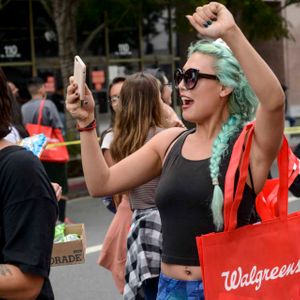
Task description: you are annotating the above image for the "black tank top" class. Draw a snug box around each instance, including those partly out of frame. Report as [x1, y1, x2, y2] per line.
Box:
[155, 129, 255, 266]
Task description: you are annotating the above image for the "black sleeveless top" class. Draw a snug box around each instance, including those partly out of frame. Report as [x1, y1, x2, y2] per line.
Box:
[155, 129, 255, 266]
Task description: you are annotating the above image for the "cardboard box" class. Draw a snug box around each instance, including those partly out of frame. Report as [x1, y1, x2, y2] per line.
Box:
[51, 223, 86, 267]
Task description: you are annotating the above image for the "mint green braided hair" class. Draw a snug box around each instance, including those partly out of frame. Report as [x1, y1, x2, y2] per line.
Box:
[188, 39, 258, 231]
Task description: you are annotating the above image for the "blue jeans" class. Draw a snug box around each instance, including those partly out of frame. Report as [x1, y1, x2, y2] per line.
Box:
[157, 273, 204, 300]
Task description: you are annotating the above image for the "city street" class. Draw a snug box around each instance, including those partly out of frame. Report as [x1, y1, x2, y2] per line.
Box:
[50, 193, 300, 300]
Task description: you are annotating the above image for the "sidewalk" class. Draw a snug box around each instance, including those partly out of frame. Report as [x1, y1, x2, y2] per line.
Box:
[67, 176, 89, 199]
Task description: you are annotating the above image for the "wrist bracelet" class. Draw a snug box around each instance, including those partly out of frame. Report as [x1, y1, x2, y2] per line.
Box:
[77, 119, 96, 132]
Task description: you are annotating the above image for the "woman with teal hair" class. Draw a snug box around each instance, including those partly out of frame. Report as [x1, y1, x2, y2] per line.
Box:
[66, 2, 285, 299]
[185, 38, 259, 231]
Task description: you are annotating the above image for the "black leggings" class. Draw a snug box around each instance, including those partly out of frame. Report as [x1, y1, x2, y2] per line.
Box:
[142, 276, 159, 300]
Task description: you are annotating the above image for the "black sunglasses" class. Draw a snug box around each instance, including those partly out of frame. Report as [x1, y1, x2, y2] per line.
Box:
[174, 68, 218, 90]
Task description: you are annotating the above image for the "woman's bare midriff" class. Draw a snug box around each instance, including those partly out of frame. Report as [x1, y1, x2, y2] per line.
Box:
[161, 262, 202, 281]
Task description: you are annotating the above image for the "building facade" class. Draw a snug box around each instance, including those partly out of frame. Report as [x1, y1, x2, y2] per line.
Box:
[283, 3, 300, 115]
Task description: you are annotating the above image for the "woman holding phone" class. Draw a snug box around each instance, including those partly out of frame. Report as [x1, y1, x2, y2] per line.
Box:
[66, 2, 284, 298]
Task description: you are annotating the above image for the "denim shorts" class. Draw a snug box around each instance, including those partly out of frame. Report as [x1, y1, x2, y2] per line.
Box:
[156, 272, 204, 300]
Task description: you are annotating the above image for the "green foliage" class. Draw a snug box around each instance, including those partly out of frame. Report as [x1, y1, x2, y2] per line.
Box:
[173, 0, 300, 40]
[73, 0, 300, 48]
[230, 0, 300, 40]
[39, 0, 300, 42]
[227, 0, 289, 40]
[77, 0, 104, 30]
[77, 0, 163, 29]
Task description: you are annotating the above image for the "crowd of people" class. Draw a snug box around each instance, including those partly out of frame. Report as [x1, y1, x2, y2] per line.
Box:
[0, 1, 296, 299]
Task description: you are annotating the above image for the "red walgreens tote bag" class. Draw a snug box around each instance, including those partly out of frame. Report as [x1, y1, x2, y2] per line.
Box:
[25, 100, 69, 163]
[196, 123, 300, 300]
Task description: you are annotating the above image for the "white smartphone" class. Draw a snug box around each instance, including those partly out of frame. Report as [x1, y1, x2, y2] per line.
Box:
[73, 55, 86, 101]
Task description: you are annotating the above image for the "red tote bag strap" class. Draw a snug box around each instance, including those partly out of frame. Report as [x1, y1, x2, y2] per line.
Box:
[227, 126, 254, 230]
[37, 99, 45, 125]
[276, 137, 289, 218]
[224, 123, 289, 231]
[223, 122, 254, 231]
[224, 123, 254, 231]
[265, 146, 299, 209]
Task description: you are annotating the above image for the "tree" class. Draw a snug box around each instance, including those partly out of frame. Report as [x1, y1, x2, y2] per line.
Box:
[173, 0, 300, 41]
[40, 0, 79, 137]
[41, 0, 79, 90]
[41, 0, 300, 90]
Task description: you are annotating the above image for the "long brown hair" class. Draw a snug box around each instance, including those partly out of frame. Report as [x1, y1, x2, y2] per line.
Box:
[110, 72, 164, 162]
[0, 68, 12, 139]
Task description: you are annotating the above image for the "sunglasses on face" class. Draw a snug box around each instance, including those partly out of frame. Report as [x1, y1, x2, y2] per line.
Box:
[174, 68, 218, 90]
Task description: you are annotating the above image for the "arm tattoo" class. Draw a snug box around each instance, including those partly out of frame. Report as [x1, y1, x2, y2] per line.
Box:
[0, 264, 13, 276]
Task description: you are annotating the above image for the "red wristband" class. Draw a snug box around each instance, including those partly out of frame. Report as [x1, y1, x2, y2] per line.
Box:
[77, 119, 96, 132]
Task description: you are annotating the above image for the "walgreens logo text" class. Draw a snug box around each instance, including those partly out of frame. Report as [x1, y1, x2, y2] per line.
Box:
[221, 260, 300, 291]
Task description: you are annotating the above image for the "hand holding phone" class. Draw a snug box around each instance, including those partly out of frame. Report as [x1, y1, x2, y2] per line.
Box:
[73, 55, 86, 102]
